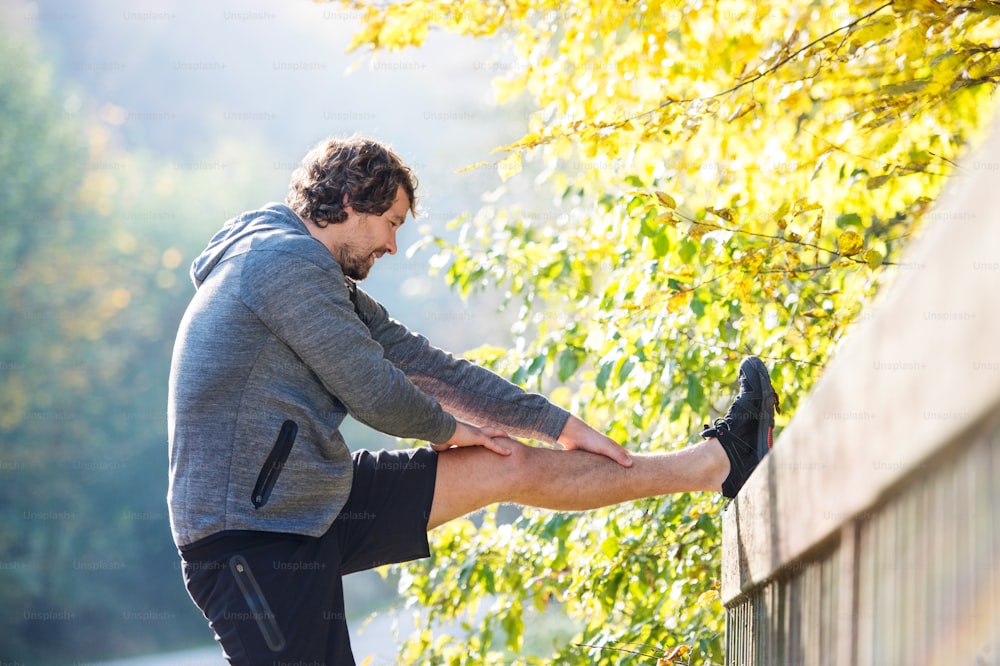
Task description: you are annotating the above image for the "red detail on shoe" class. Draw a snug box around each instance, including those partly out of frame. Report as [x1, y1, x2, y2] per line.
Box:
[767, 426, 774, 449]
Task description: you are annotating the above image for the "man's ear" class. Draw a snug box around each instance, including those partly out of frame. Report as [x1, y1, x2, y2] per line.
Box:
[341, 193, 352, 213]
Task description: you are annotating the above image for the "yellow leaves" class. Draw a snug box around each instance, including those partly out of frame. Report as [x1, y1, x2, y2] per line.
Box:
[345, 6, 384, 52]
[500, 131, 545, 151]
[658, 644, 691, 665]
[655, 191, 677, 209]
[347, 0, 511, 50]
[775, 199, 822, 238]
[848, 14, 897, 51]
[390, 2, 434, 46]
[866, 173, 892, 190]
[808, 215, 823, 240]
[863, 248, 884, 269]
[348, 1, 432, 50]
[894, 26, 928, 63]
[687, 222, 717, 241]
[893, 0, 946, 15]
[739, 248, 767, 272]
[837, 230, 864, 256]
[497, 152, 522, 181]
[774, 201, 790, 226]
[727, 100, 757, 122]
[492, 71, 528, 105]
[666, 290, 692, 314]
[456, 160, 490, 174]
[874, 132, 899, 156]
[696, 589, 718, 608]
[656, 211, 681, 227]
[930, 51, 974, 92]
[653, 192, 683, 228]
[343, 0, 1000, 661]
[706, 207, 737, 224]
[463, 343, 511, 366]
[455, 1, 497, 35]
[734, 275, 753, 303]
[967, 59, 1000, 85]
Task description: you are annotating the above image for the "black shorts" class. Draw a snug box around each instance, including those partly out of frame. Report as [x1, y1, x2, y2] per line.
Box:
[180, 447, 438, 666]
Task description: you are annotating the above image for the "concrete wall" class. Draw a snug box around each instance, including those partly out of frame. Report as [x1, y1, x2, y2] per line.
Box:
[721, 110, 1000, 666]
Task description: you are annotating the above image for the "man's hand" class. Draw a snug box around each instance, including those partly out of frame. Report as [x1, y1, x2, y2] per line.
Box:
[556, 415, 633, 467]
[431, 421, 512, 456]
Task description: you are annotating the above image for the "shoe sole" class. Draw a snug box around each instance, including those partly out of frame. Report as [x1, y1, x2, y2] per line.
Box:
[741, 356, 777, 461]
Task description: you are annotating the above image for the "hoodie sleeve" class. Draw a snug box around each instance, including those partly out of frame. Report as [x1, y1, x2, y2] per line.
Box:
[350, 285, 571, 443]
[239, 245, 457, 444]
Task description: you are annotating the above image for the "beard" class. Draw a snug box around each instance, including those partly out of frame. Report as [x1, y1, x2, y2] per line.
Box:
[334, 243, 376, 281]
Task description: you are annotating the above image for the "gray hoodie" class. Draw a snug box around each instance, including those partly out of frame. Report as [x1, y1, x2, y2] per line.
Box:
[167, 204, 569, 549]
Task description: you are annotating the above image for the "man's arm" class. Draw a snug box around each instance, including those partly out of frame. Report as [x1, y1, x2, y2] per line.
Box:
[350, 285, 567, 437]
[243, 249, 459, 444]
[351, 285, 632, 466]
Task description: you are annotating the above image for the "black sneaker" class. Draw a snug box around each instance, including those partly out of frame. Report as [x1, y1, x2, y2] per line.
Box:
[701, 356, 779, 498]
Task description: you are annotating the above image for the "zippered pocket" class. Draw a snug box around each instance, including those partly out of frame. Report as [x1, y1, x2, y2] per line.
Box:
[251, 420, 298, 509]
[228, 555, 286, 652]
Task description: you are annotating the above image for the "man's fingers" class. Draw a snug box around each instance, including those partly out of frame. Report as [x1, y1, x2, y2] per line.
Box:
[432, 422, 512, 456]
[463, 428, 512, 455]
[586, 439, 633, 467]
[610, 443, 634, 467]
[555, 415, 634, 467]
[484, 437, 512, 455]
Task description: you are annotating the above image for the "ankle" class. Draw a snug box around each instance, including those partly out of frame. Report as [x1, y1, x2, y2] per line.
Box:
[702, 438, 730, 492]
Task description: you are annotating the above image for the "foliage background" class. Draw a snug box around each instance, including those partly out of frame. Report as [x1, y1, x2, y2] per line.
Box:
[0, 0, 997, 663]
[344, 0, 1000, 662]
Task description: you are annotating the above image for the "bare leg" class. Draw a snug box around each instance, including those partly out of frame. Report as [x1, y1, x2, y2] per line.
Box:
[427, 438, 730, 530]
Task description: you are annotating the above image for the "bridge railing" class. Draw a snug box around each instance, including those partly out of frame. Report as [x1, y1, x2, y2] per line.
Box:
[721, 111, 1000, 666]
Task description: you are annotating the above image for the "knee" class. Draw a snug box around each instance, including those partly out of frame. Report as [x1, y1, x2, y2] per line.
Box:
[497, 439, 546, 495]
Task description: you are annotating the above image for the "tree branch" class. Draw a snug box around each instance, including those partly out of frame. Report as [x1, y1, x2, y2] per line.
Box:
[798, 127, 949, 177]
[500, 2, 897, 151]
[664, 2, 895, 107]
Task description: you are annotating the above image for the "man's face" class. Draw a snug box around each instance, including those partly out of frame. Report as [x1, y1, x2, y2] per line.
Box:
[334, 185, 409, 281]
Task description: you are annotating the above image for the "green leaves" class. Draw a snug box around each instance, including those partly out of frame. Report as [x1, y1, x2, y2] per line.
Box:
[512, 353, 547, 387]
[557, 347, 585, 382]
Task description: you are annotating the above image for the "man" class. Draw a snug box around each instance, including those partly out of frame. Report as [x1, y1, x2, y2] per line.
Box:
[167, 136, 778, 664]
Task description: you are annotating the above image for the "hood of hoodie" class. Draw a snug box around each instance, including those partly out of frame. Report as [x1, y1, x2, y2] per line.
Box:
[191, 203, 308, 288]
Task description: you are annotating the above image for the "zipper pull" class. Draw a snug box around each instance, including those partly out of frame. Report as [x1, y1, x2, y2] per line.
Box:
[251, 420, 298, 509]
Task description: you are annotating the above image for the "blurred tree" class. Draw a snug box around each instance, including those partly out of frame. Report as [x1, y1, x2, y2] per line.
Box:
[0, 37, 214, 662]
[341, 0, 1000, 662]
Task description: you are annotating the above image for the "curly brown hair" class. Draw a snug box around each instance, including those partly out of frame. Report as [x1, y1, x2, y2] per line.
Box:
[285, 136, 418, 226]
